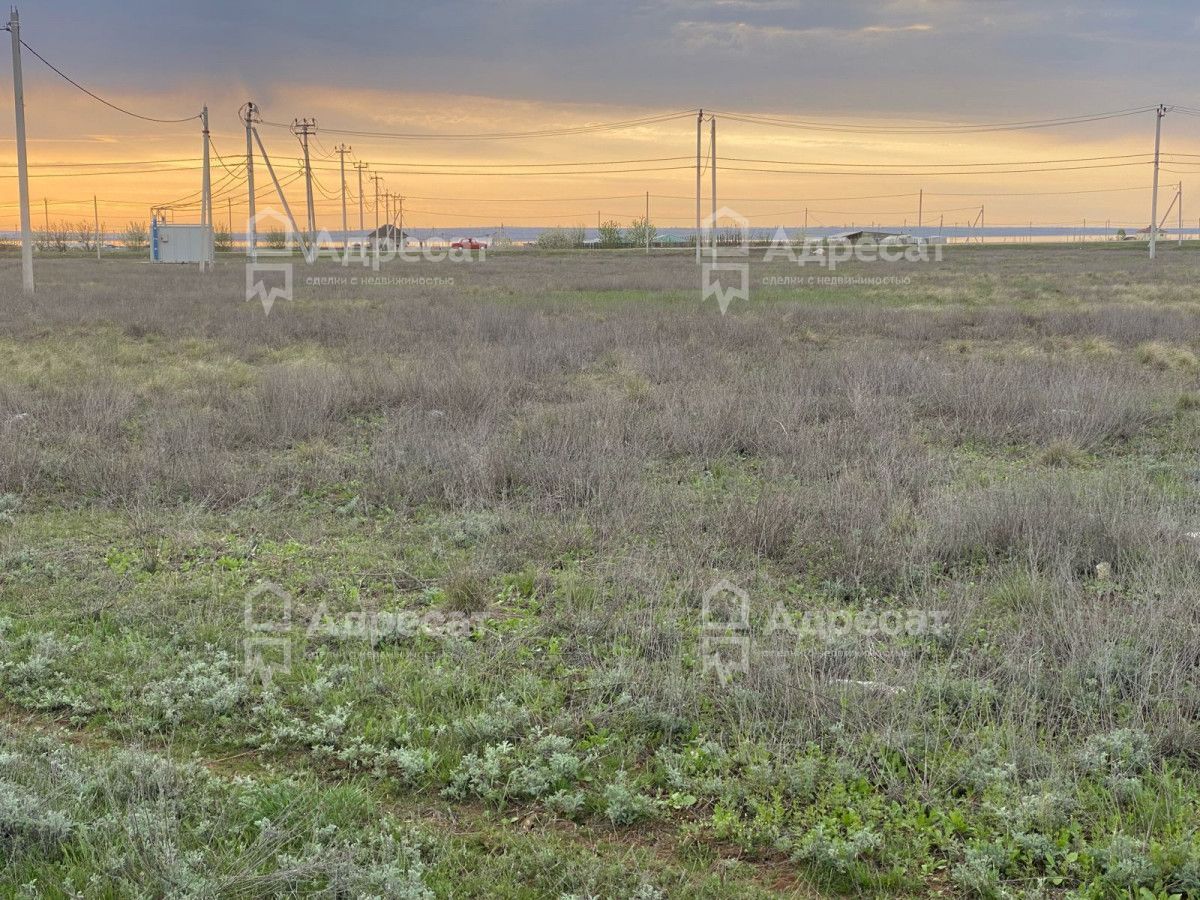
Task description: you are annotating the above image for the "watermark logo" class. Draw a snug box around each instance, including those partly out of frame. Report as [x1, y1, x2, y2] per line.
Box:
[700, 578, 751, 684]
[246, 262, 293, 316]
[764, 230, 945, 271]
[242, 579, 490, 687]
[243, 581, 293, 688]
[243, 207, 484, 316]
[700, 206, 750, 314]
[244, 208, 301, 316]
[697, 578, 949, 686]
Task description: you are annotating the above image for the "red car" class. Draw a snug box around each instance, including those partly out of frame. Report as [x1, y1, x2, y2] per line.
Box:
[451, 238, 487, 250]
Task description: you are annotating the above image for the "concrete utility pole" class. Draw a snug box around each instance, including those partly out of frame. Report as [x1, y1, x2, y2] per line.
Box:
[1150, 104, 1166, 260]
[291, 118, 317, 239]
[918, 189, 923, 231]
[200, 105, 212, 271]
[353, 162, 368, 261]
[242, 102, 258, 260]
[710, 114, 717, 254]
[335, 144, 351, 251]
[645, 191, 650, 254]
[370, 173, 384, 255]
[93, 195, 100, 261]
[353, 162, 368, 231]
[250, 125, 307, 258]
[397, 195, 403, 249]
[695, 108, 702, 263]
[1178, 183, 1183, 248]
[7, 9, 32, 292]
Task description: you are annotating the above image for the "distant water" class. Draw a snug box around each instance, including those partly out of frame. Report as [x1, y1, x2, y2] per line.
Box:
[1, 225, 1188, 245]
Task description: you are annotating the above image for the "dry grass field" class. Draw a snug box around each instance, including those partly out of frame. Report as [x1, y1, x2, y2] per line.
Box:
[1, 245, 1199, 897]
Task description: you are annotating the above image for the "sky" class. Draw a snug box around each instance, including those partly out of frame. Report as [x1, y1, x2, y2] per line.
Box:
[3, 0, 1200, 233]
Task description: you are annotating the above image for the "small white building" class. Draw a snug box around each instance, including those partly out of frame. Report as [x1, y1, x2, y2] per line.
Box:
[150, 220, 213, 264]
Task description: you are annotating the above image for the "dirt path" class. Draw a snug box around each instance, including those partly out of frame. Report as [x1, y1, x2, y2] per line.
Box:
[0, 702, 823, 898]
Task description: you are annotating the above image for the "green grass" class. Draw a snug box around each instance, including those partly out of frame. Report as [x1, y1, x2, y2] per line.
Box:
[2, 247, 1200, 897]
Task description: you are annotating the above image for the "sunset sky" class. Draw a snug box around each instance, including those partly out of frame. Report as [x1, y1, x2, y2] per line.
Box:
[3, 0, 1200, 234]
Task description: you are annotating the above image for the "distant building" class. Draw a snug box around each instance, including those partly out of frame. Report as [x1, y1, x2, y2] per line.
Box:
[651, 234, 689, 247]
[829, 230, 903, 245]
[365, 224, 406, 250]
[1122, 226, 1155, 241]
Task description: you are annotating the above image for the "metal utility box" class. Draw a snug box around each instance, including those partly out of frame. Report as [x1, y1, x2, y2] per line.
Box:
[150, 219, 213, 264]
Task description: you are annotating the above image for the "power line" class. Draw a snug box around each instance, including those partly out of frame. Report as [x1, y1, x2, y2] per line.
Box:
[926, 185, 1151, 197]
[0, 165, 207, 178]
[17, 38, 200, 124]
[716, 161, 1153, 177]
[708, 105, 1159, 135]
[720, 152, 1157, 168]
[305, 155, 695, 168]
[0, 157, 207, 168]
[257, 109, 697, 141]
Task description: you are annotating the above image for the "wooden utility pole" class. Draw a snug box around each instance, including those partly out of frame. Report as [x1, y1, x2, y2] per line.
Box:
[7, 9, 32, 292]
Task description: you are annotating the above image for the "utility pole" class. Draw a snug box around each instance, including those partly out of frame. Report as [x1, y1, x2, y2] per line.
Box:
[291, 118, 317, 239]
[7, 9, 32, 292]
[335, 144, 351, 251]
[1150, 104, 1166, 260]
[93, 195, 100, 261]
[645, 191, 650, 254]
[695, 108, 702, 263]
[710, 114, 717, 254]
[1178, 182, 1183, 248]
[354, 162, 368, 231]
[396, 195, 403, 250]
[353, 162, 368, 260]
[242, 102, 257, 260]
[370, 173, 383, 255]
[918, 189, 923, 231]
[227, 197, 232, 235]
[200, 105, 212, 271]
[42, 197, 47, 234]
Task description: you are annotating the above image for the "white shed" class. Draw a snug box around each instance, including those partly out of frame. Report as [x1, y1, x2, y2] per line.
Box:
[151, 220, 213, 264]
